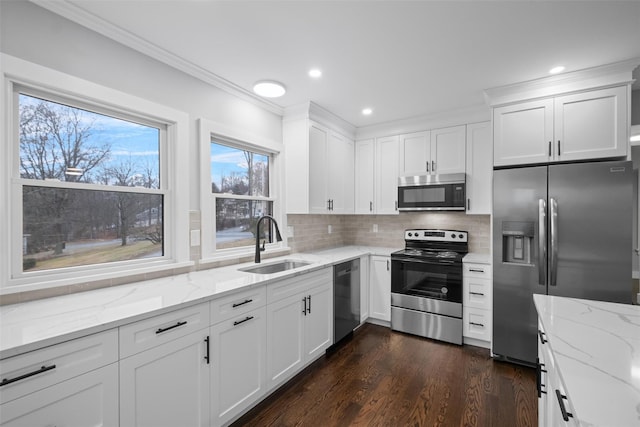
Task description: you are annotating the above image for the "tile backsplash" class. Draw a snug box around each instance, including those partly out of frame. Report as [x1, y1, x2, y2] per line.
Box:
[287, 213, 490, 254]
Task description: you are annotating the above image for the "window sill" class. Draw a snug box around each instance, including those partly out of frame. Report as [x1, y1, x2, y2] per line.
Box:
[1, 260, 196, 300]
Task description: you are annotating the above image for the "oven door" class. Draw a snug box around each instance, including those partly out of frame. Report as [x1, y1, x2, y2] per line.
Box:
[391, 256, 462, 304]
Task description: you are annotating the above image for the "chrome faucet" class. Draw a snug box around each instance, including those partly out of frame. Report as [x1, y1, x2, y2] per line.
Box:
[254, 215, 283, 263]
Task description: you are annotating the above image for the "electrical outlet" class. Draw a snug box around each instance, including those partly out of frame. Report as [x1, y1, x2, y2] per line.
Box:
[328, 225, 332, 234]
[373, 224, 378, 233]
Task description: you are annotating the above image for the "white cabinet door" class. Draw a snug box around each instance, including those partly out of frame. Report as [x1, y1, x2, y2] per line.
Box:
[266, 292, 305, 389]
[369, 255, 391, 322]
[303, 282, 333, 361]
[376, 136, 399, 215]
[359, 255, 370, 322]
[211, 307, 267, 427]
[354, 139, 375, 214]
[554, 86, 627, 162]
[119, 329, 210, 427]
[465, 122, 492, 215]
[308, 123, 329, 213]
[399, 131, 430, 175]
[327, 132, 354, 214]
[493, 98, 554, 167]
[0, 363, 118, 427]
[431, 125, 466, 174]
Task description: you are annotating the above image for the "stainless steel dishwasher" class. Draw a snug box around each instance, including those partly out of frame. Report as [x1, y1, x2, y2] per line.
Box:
[334, 259, 360, 344]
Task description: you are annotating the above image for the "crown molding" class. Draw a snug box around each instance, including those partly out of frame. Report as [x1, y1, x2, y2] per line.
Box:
[30, 0, 284, 116]
[355, 104, 490, 140]
[484, 57, 640, 107]
[283, 101, 356, 139]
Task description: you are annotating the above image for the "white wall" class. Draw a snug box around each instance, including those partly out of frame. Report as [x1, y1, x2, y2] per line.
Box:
[0, 1, 283, 210]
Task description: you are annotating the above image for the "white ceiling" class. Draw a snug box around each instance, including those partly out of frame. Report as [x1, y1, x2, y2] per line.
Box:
[39, 0, 640, 128]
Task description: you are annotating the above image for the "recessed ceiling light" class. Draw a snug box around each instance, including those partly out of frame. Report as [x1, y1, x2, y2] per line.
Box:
[309, 69, 322, 78]
[549, 66, 565, 74]
[253, 81, 286, 98]
[362, 108, 373, 116]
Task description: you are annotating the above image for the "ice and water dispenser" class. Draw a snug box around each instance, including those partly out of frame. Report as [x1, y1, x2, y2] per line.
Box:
[501, 221, 534, 264]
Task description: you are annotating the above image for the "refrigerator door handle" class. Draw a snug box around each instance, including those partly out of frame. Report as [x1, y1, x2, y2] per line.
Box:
[538, 199, 547, 286]
[550, 197, 558, 287]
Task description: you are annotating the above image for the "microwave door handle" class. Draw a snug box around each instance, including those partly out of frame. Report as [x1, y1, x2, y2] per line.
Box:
[538, 199, 547, 286]
[549, 197, 558, 287]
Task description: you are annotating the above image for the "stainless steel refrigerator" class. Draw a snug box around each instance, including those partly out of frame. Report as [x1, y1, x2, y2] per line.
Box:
[492, 160, 633, 366]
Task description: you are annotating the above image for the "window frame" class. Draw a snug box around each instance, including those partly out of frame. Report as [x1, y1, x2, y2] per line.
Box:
[199, 118, 285, 262]
[1, 54, 192, 293]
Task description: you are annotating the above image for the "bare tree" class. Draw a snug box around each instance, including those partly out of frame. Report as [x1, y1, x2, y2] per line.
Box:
[104, 158, 139, 246]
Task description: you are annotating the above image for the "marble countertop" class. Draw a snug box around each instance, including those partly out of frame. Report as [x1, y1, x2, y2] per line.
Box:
[0, 246, 398, 360]
[533, 295, 640, 427]
[462, 252, 491, 264]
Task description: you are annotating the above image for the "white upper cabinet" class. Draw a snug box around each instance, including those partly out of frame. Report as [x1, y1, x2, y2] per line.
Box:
[285, 118, 355, 214]
[399, 127, 466, 176]
[399, 131, 430, 175]
[493, 98, 554, 167]
[465, 122, 492, 215]
[553, 86, 627, 162]
[430, 125, 467, 175]
[354, 139, 375, 214]
[375, 136, 400, 215]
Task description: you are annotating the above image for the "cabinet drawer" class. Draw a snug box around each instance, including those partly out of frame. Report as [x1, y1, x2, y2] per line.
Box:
[210, 285, 266, 325]
[463, 277, 492, 310]
[0, 329, 118, 405]
[267, 268, 332, 303]
[463, 262, 492, 279]
[463, 307, 492, 342]
[119, 303, 209, 358]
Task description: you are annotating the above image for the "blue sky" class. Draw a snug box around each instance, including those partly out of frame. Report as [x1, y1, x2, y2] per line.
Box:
[19, 94, 160, 184]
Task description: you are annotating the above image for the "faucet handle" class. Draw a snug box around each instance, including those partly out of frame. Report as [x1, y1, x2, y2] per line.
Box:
[261, 240, 266, 252]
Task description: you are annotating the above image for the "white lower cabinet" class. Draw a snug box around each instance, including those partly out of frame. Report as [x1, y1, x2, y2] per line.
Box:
[119, 328, 211, 427]
[0, 329, 119, 427]
[369, 255, 391, 322]
[266, 268, 333, 390]
[537, 321, 579, 427]
[462, 261, 492, 348]
[210, 306, 267, 427]
[0, 363, 119, 427]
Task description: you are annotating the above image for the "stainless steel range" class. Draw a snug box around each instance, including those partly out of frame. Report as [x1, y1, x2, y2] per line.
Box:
[390, 229, 468, 345]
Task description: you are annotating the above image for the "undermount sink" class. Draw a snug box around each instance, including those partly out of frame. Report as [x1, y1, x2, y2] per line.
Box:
[238, 259, 313, 275]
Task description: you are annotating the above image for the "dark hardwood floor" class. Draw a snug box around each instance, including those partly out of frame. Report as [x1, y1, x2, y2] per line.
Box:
[232, 323, 537, 427]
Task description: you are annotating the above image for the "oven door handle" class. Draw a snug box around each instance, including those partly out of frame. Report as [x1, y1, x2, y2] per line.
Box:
[392, 257, 457, 266]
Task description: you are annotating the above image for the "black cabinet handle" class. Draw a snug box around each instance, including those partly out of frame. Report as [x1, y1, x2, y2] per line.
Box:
[467, 198, 470, 211]
[156, 320, 187, 334]
[548, 141, 552, 157]
[369, 201, 373, 212]
[302, 297, 307, 316]
[233, 316, 254, 326]
[469, 322, 484, 327]
[232, 299, 253, 308]
[469, 268, 485, 273]
[1, 364, 56, 387]
[555, 389, 573, 421]
[557, 140, 561, 156]
[204, 336, 210, 364]
[536, 358, 547, 398]
[538, 330, 547, 344]
[469, 291, 485, 296]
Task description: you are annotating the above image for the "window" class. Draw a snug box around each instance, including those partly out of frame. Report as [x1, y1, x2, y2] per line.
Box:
[17, 91, 166, 273]
[210, 141, 276, 250]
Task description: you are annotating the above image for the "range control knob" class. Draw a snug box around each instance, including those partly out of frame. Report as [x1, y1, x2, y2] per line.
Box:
[459, 234, 464, 239]
[451, 233, 456, 238]
[408, 232, 413, 237]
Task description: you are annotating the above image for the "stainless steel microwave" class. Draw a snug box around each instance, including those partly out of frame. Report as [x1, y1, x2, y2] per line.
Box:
[397, 173, 466, 211]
